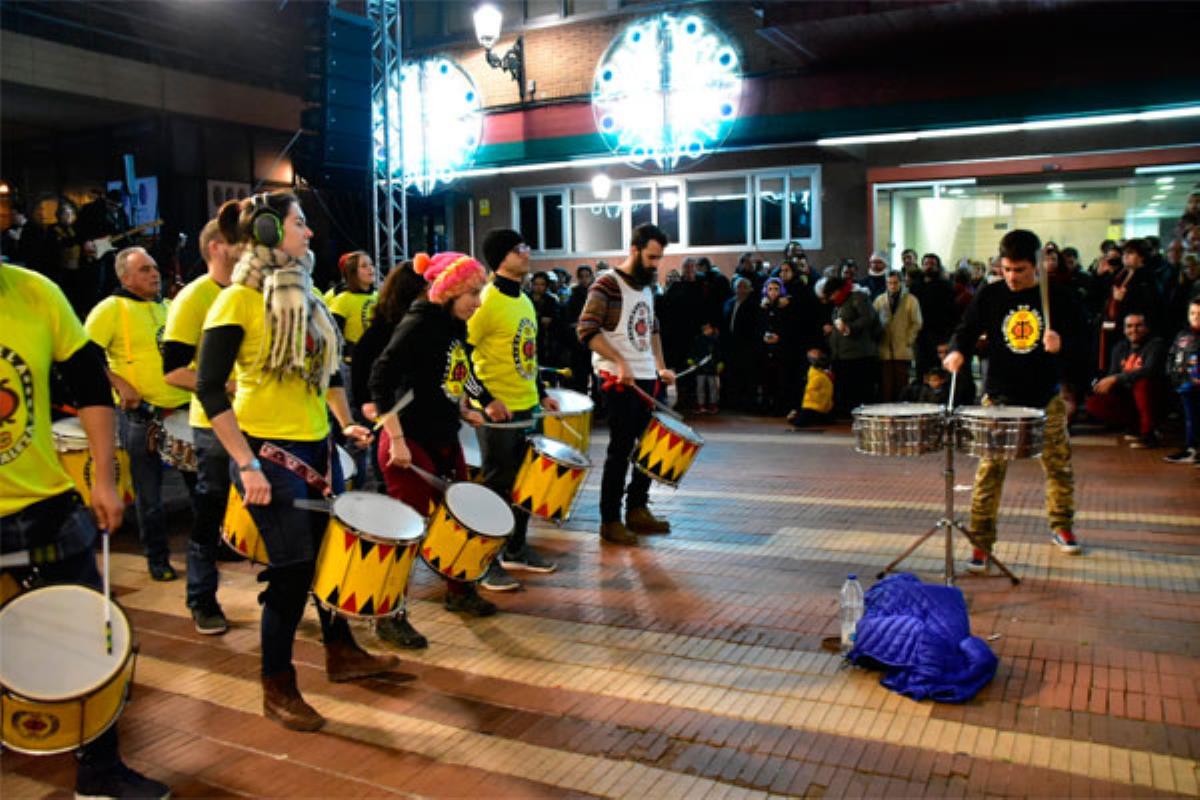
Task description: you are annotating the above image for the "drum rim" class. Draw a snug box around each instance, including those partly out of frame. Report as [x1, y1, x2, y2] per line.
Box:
[545, 387, 595, 414]
[331, 492, 425, 544]
[528, 435, 592, 469]
[955, 405, 1046, 419]
[444, 482, 514, 538]
[852, 402, 947, 417]
[650, 411, 705, 445]
[0, 585, 133, 701]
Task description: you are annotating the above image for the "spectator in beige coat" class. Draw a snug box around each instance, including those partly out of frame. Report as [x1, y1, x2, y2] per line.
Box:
[875, 271, 923, 401]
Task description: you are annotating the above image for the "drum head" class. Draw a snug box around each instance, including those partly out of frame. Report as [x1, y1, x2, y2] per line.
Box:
[0, 585, 131, 701]
[651, 412, 704, 444]
[163, 411, 192, 441]
[956, 405, 1045, 420]
[854, 403, 944, 417]
[52, 417, 88, 449]
[336, 445, 357, 481]
[446, 482, 514, 538]
[545, 388, 594, 414]
[529, 435, 591, 468]
[331, 492, 423, 542]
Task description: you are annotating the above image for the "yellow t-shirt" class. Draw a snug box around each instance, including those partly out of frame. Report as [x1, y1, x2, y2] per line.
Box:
[467, 282, 539, 411]
[163, 275, 224, 428]
[0, 266, 90, 515]
[203, 284, 330, 441]
[85, 294, 190, 410]
[328, 289, 377, 347]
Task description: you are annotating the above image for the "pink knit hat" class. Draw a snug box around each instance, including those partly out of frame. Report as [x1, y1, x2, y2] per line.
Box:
[414, 251, 487, 304]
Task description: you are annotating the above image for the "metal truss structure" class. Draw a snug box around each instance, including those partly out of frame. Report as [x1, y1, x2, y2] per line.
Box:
[367, 0, 407, 272]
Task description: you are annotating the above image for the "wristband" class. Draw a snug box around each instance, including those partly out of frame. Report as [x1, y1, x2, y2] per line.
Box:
[238, 457, 262, 473]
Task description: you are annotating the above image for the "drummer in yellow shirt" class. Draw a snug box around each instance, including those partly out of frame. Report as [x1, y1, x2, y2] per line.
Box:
[328, 250, 378, 482]
[84, 247, 191, 581]
[0, 263, 171, 799]
[162, 219, 238, 635]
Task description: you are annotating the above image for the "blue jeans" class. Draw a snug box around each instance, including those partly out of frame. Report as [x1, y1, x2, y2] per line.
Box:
[186, 427, 229, 609]
[119, 408, 170, 566]
[1180, 388, 1200, 449]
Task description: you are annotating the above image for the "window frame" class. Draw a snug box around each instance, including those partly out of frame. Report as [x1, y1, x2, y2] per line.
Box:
[511, 187, 569, 255]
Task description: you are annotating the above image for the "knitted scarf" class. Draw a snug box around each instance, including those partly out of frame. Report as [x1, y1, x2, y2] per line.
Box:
[231, 244, 341, 392]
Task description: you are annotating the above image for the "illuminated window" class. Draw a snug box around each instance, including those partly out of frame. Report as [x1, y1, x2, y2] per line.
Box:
[571, 186, 623, 252]
[375, 57, 482, 195]
[592, 12, 741, 171]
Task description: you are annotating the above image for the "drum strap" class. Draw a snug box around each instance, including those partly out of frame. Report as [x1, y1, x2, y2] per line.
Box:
[259, 442, 331, 496]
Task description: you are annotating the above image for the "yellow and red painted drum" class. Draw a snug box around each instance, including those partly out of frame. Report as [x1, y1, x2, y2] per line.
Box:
[0, 585, 137, 755]
[632, 411, 704, 487]
[511, 435, 590, 524]
[313, 493, 424, 619]
[220, 486, 270, 565]
[542, 388, 594, 453]
[421, 482, 514, 583]
[52, 417, 135, 506]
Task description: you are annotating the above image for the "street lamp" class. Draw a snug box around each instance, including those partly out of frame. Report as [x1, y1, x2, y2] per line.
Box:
[474, 3, 526, 103]
[591, 173, 612, 200]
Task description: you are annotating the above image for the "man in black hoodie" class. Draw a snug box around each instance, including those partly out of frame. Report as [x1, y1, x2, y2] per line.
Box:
[1084, 313, 1166, 448]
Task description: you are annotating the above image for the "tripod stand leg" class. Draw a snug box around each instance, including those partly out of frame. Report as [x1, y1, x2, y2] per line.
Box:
[953, 523, 1021, 585]
[877, 525, 941, 579]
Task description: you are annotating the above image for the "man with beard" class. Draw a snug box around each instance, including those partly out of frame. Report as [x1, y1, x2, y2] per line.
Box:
[578, 224, 676, 545]
[913, 253, 955, 377]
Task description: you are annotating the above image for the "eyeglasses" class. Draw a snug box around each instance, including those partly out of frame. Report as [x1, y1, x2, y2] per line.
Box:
[514, 243, 531, 254]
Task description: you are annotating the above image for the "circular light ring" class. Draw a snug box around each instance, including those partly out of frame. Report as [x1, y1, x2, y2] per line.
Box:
[375, 57, 483, 195]
[592, 12, 742, 172]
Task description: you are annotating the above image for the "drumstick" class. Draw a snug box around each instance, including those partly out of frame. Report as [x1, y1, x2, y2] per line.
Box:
[371, 389, 416, 431]
[673, 354, 713, 381]
[409, 464, 449, 492]
[102, 529, 113, 656]
[948, 368, 959, 413]
[293, 497, 334, 513]
[629, 383, 685, 420]
[1039, 259, 1053, 333]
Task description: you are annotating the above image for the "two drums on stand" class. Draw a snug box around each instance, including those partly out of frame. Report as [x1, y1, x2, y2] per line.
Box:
[853, 403, 1045, 461]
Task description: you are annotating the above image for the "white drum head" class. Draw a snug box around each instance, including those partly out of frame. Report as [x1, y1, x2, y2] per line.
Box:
[956, 405, 1044, 420]
[332, 492, 423, 542]
[529, 435, 591, 469]
[446, 482, 514, 538]
[336, 445, 356, 482]
[546, 388, 594, 415]
[52, 417, 89, 450]
[652, 412, 704, 444]
[162, 410, 193, 443]
[0, 585, 131, 701]
[854, 403, 944, 417]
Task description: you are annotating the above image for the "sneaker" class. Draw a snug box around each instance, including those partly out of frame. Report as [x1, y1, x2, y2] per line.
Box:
[967, 548, 990, 574]
[499, 547, 557, 573]
[1163, 447, 1197, 464]
[1051, 528, 1081, 555]
[445, 588, 497, 617]
[148, 562, 178, 582]
[75, 760, 170, 800]
[376, 614, 427, 649]
[480, 561, 519, 591]
[1128, 432, 1159, 449]
[191, 604, 228, 636]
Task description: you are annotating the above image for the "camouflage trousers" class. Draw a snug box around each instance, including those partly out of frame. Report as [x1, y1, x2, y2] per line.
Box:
[969, 393, 1074, 549]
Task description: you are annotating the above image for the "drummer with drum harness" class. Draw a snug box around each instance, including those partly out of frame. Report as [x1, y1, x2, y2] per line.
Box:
[1, 263, 170, 798]
[578, 223, 677, 546]
[162, 219, 238, 635]
[944, 229, 1086, 574]
[85, 246, 193, 582]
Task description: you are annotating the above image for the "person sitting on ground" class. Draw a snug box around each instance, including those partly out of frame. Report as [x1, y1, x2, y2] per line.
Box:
[1084, 312, 1167, 448]
[788, 349, 834, 428]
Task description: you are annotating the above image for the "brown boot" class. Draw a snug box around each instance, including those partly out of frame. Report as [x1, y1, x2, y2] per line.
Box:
[325, 638, 400, 683]
[262, 667, 324, 731]
[600, 520, 638, 545]
[626, 506, 670, 534]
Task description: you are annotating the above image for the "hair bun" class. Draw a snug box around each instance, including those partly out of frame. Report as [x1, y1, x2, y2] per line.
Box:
[413, 252, 432, 276]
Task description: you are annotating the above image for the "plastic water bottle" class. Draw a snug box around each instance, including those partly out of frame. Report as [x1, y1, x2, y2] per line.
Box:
[840, 574, 865, 650]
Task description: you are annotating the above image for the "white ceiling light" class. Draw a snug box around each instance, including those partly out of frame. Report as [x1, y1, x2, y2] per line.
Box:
[473, 4, 502, 49]
[1046, 183, 1064, 191]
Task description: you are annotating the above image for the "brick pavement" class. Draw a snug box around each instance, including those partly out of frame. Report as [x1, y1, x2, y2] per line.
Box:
[3, 414, 1198, 798]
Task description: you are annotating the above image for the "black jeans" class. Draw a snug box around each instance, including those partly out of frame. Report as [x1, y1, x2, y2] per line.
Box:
[186, 427, 228, 609]
[476, 411, 535, 556]
[599, 379, 655, 523]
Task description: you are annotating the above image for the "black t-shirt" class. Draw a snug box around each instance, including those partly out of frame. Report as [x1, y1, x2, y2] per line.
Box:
[949, 279, 1084, 408]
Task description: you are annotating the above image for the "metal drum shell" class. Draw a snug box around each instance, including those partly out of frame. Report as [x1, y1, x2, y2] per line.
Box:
[954, 405, 1046, 460]
[851, 403, 947, 457]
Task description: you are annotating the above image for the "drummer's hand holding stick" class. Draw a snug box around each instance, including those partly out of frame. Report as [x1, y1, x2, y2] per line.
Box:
[379, 412, 413, 468]
[485, 398, 512, 422]
[78, 406, 124, 655]
[329, 387, 372, 450]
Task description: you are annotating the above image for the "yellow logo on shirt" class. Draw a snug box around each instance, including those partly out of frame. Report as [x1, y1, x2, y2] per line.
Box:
[1002, 306, 1042, 354]
[443, 340, 470, 400]
[0, 345, 35, 464]
[512, 318, 537, 380]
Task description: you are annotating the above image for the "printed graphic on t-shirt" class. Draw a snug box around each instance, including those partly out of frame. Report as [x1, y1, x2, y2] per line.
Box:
[512, 318, 537, 380]
[1121, 352, 1144, 373]
[1002, 306, 1042, 354]
[0, 345, 34, 464]
[361, 297, 377, 331]
[443, 340, 470, 400]
[627, 300, 652, 352]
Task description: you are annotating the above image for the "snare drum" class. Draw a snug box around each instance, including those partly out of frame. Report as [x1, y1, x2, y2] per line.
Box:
[157, 410, 197, 472]
[220, 486, 270, 564]
[852, 403, 946, 457]
[954, 405, 1045, 460]
[511, 436, 591, 523]
[632, 412, 704, 487]
[312, 493, 424, 619]
[0, 585, 136, 755]
[422, 482, 514, 583]
[52, 418, 135, 506]
[542, 388, 594, 452]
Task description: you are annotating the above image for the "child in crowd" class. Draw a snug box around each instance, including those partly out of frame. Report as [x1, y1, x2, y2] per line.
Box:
[689, 322, 723, 414]
[900, 367, 951, 404]
[1164, 297, 1200, 464]
[788, 349, 834, 428]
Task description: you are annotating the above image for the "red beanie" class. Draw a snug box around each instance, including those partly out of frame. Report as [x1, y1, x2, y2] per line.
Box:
[414, 252, 487, 304]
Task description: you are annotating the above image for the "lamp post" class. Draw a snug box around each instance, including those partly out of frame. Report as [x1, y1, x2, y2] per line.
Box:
[473, 3, 526, 103]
